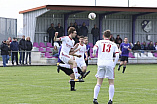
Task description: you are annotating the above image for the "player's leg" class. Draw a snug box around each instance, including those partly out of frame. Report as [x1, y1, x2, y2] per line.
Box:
[118, 61, 123, 71]
[122, 60, 127, 73]
[69, 73, 76, 91]
[81, 66, 90, 78]
[93, 66, 105, 104]
[108, 79, 114, 104]
[93, 78, 103, 104]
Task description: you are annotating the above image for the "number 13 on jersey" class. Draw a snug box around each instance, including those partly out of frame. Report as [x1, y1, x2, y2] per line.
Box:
[102, 43, 111, 52]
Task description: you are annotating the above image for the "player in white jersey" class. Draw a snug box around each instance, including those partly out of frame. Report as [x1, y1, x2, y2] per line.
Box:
[75, 36, 90, 78]
[54, 27, 82, 81]
[92, 30, 119, 104]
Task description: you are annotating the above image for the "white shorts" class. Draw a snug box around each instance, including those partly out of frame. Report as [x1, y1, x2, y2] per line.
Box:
[59, 52, 73, 64]
[75, 57, 86, 69]
[95, 66, 114, 79]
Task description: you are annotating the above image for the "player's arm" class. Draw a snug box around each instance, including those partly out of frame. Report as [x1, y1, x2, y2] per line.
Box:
[85, 52, 88, 60]
[93, 45, 98, 57]
[54, 32, 61, 41]
[114, 45, 120, 67]
[69, 48, 80, 55]
[71, 43, 79, 52]
[128, 45, 132, 51]
[72, 53, 81, 58]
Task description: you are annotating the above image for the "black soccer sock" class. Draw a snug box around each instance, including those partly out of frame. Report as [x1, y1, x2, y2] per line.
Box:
[77, 67, 84, 77]
[119, 64, 122, 68]
[122, 66, 126, 73]
[70, 79, 75, 90]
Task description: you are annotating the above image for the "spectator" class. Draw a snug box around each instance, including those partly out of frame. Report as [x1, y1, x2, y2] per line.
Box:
[79, 22, 88, 36]
[25, 37, 32, 65]
[133, 41, 141, 50]
[19, 35, 26, 65]
[154, 42, 157, 50]
[73, 22, 79, 44]
[110, 34, 115, 42]
[0, 40, 9, 67]
[141, 42, 147, 50]
[8, 37, 12, 43]
[115, 35, 122, 45]
[52, 45, 59, 58]
[6, 40, 11, 64]
[47, 23, 56, 46]
[129, 42, 134, 49]
[10, 37, 19, 65]
[91, 24, 99, 45]
[55, 23, 64, 38]
[67, 23, 73, 33]
[147, 41, 155, 50]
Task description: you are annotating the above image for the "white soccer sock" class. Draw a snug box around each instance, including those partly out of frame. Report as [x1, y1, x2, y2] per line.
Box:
[94, 84, 101, 99]
[109, 85, 114, 101]
[59, 64, 71, 69]
[73, 67, 79, 79]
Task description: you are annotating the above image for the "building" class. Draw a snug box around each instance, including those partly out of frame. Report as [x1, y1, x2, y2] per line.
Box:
[0, 17, 17, 42]
[19, 5, 157, 44]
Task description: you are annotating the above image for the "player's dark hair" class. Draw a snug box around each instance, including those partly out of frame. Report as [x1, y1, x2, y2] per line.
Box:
[68, 27, 76, 35]
[103, 30, 111, 38]
[79, 36, 84, 39]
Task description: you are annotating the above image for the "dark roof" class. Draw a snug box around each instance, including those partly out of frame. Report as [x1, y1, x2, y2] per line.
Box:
[19, 5, 157, 14]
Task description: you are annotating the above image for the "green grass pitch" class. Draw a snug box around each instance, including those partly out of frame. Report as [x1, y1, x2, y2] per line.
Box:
[0, 64, 157, 104]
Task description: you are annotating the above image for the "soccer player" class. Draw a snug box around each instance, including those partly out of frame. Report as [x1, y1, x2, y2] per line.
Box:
[92, 30, 119, 104]
[54, 27, 81, 81]
[117, 37, 131, 73]
[75, 36, 90, 78]
[84, 37, 91, 66]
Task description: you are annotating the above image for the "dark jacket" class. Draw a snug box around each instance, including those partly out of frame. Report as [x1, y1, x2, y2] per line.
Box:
[115, 38, 122, 44]
[147, 44, 155, 50]
[47, 26, 56, 38]
[133, 44, 141, 50]
[26, 40, 32, 51]
[10, 41, 19, 51]
[19, 39, 26, 50]
[0, 42, 9, 55]
[79, 26, 88, 36]
[141, 44, 147, 50]
[91, 27, 99, 37]
[55, 26, 64, 37]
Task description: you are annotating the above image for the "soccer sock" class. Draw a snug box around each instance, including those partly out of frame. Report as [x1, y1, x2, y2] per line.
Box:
[73, 67, 79, 79]
[77, 67, 84, 77]
[59, 64, 71, 69]
[94, 84, 101, 99]
[119, 64, 122, 68]
[70, 79, 75, 90]
[109, 85, 114, 101]
[123, 66, 126, 73]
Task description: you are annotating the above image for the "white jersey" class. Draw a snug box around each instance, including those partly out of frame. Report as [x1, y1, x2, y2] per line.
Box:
[59, 36, 75, 54]
[75, 43, 87, 61]
[94, 39, 119, 67]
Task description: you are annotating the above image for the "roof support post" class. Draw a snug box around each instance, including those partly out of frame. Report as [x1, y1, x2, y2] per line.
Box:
[99, 12, 120, 39]
[64, 11, 83, 36]
[132, 12, 153, 43]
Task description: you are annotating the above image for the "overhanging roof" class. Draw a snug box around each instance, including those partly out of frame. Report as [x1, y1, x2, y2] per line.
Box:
[19, 5, 157, 14]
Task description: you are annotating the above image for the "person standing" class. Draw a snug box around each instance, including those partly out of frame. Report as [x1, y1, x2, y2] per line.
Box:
[55, 23, 64, 46]
[0, 40, 10, 67]
[92, 30, 119, 104]
[25, 37, 32, 65]
[19, 35, 26, 65]
[118, 37, 131, 73]
[91, 24, 99, 45]
[47, 23, 56, 46]
[10, 37, 19, 65]
[79, 22, 88, 36]
[115, 35, 122, 45]
[73, 22, 80, 44]
[84, 37, 91, 66]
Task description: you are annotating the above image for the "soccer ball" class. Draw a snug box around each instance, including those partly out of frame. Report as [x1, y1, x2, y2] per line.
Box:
[88, 12, 96, 20]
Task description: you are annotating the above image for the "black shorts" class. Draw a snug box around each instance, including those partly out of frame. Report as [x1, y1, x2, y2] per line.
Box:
[120, 56, 128, 62]
[60, 67, 73, 76]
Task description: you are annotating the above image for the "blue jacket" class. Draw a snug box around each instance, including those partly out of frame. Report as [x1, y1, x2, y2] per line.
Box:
[10, 41, 19, 51]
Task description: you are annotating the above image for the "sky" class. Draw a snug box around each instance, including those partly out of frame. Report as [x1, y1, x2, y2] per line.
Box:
[0, 0, 157, 34]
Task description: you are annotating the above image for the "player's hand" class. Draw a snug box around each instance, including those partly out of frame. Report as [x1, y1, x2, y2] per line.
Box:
[120, 51, 122, 55]
[55, 32, 58, 37]
[77, 55, 82, 58]
[85, 57, 88, 61]
[89, 56, 91, 60]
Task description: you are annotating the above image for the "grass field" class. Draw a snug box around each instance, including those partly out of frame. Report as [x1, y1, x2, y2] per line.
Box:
[0, 64, 157, 104]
